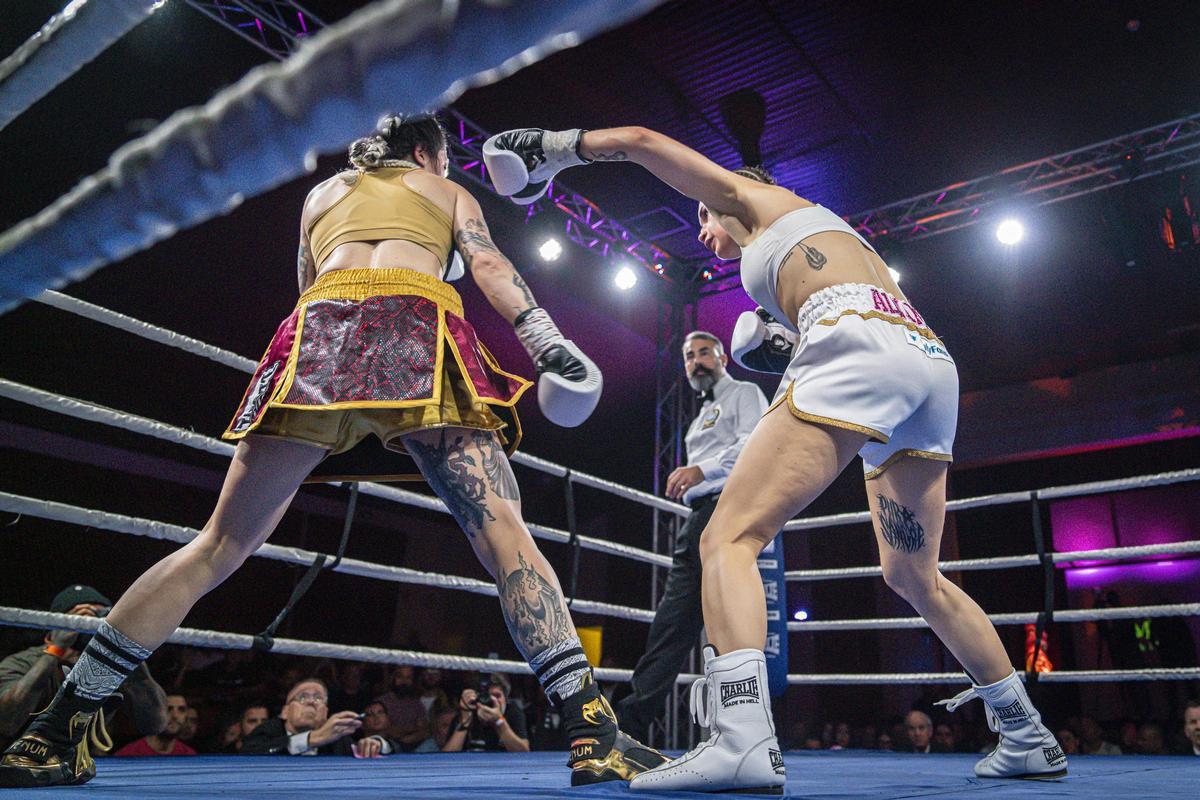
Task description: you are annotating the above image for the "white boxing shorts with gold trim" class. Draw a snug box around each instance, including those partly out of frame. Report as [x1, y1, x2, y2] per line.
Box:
[766, 283, 958, 479]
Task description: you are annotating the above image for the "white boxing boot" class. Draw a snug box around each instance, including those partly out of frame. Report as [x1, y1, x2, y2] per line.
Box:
[936, 670, 1067, 779]
[630, 646, 785, 794]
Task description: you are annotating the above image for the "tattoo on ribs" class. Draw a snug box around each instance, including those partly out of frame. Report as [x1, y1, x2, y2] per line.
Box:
[472, 430, 520, 501]
[799, 242, 827, 270]
[407, 431, 495, 537]
[498, 552, 572, 657]
[876, 494, 925, 553]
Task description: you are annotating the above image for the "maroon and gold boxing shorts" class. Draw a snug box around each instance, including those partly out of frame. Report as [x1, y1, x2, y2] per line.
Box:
[222, 268, 531, 482]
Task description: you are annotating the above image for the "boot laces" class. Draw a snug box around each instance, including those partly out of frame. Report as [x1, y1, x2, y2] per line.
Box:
[935, 687, 999, 732]
[689, 677, 714, 729]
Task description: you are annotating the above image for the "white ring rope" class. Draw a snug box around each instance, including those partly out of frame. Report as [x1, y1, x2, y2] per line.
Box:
[0, 0, 664, 313]
[672, 668, 1200, 686]
[0, 0, 163, 132]
[0, 607, 634, 682]
[786, 540, 1200, 582]
[0, 379, 670, 570]
[7, 606, 1194, 686]
[0, 491, 654, 624]
[36, 291, 258, 372]
[787, 603, 1200, 633]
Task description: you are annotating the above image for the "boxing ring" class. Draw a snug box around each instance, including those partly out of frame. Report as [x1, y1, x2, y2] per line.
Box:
[2, 1, 1199, 798]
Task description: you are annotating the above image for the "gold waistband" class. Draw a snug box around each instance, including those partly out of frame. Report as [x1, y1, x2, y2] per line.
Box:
[298, 267, 463, 316]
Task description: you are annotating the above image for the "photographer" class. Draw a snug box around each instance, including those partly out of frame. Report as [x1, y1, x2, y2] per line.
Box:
[442, 674, 529, 753]
[0, 585, 166, 750]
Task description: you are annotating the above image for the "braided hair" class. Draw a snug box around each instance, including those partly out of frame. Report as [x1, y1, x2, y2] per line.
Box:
[347, 113, 447, 170]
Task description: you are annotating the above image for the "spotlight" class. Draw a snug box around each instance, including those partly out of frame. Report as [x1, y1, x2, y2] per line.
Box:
[614, 266, 638, 291]
[888, 267, 901, 283]
[537, 238, 562, 262]
[792, 609, 809, 622]
[995, 218, 1025, 245]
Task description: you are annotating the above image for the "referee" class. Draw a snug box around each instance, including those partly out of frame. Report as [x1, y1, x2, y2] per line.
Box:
[617, 330, 767, 742]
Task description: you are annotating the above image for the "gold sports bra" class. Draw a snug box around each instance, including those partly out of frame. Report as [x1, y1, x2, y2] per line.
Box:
[307, 167, 454, 269]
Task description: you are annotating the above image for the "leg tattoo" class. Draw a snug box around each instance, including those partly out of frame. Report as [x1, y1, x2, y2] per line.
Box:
[498, 552, 573, 658]
[471, 430, 520, 501]
[876, 494, 925, 553]
[498, 552, 590, 703]
[408, 430, 494, 537]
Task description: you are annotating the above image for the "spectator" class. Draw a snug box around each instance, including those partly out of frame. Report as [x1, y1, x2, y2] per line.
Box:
[432, 708, 458, 750]
[115, 695, 197, 756]
[1057, 727, 1080, 756]
[0, 585, 167, 751]
[876, 732, 894, 751]
[417, 668, 450, 718]
[443, 674, 529, 753]
[375, 665, 430, 752]
[220, 703, 269, 753]
[802, 736, 823, 750]
[328, 662, 373, 713]
[934, 723, 957, 753]
[1183, 700, 1200, 756]
[904, 710, 940, 754]
[361, 701, 391, 738]
[179, 707, 199, 749]
[1079, 716, 1122, 755]
[830, 722, 851, 750]
[241, 678, 392, 757]
[1119, 720, 1138, 753]
[240, 703, 269, 739]
[1135, 723, 1166, 756]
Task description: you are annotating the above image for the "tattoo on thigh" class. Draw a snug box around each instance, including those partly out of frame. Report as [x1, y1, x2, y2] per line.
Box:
[498, 552, 572, 658]
[407, 431, 495, 537]
[472, 430, 519, 501]
[876, 494, 925, 553]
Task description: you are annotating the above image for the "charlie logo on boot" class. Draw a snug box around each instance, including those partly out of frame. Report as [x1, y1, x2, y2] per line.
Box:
[1042, 745, 1066, 766]
[993, 699, 1028, 725]
[720, 676, 760, 707]
[769, 748, 785, 775]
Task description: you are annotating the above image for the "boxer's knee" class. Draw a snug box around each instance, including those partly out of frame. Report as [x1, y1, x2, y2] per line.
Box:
[881, 558, 940, 604]
[699, 506, 777, 568]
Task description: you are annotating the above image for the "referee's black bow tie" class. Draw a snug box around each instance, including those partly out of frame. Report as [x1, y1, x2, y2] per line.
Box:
[699, 388, 714, 404]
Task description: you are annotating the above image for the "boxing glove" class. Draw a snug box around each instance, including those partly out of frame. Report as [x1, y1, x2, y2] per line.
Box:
[513, 307, 602, 427]
[483, 128, 590, 205]
[731, 307, 796, 374]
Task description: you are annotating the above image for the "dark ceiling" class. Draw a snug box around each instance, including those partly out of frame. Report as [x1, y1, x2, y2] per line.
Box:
[2, 0, 1199, 468]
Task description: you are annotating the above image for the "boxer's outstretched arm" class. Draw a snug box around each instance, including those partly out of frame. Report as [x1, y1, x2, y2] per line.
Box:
[580, 127, 760, 223]
[451, 185, 538, 324]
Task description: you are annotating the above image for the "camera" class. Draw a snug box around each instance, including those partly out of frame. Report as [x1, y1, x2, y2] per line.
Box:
[476, 682, 496, 708]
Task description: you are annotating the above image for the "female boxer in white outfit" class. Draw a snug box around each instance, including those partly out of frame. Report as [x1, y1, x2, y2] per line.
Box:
[483, 126, 1066, 793]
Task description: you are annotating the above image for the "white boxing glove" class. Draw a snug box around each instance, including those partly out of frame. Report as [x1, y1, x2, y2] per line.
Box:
[513, 307, 602, 427]
[483, 128, 590, 205]
[731, 307, 796, 374]
[443, 250, 465, 282]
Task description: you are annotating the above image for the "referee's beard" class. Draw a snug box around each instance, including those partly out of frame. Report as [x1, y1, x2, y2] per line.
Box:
[687, 365, 720, 393]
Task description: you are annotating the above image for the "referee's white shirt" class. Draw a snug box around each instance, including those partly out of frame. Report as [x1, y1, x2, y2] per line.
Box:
[682, 372, 768, 505]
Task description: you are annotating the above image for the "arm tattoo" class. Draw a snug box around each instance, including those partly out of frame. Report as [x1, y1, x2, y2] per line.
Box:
[455, 218, 502, 263]
[511, 273, 536, 311]
[591, 150, 628, 161]
[498, 552, 572, 659]
[407, 431, 495, 538]
[471, 430, 520, 501]
[876, 494, 925, 553]
[297, 242, 314, 293]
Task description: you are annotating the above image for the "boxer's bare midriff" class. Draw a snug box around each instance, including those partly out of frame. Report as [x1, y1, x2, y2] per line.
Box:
[772, 230, 905, 326]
